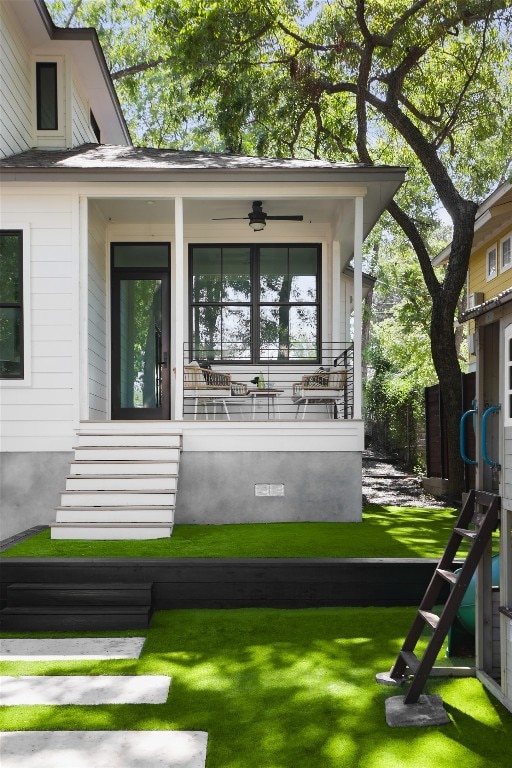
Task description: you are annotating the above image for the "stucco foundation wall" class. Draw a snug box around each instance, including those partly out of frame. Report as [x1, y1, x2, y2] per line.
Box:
[0, 452, 71, 539]
[176, 451, 362, 524]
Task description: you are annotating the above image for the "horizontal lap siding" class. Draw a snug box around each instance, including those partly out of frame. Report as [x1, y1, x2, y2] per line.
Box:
[72, 81, 96, 146]
[0, 4, 32, 158]
[88, 204, 108, 419]
[0, 194, 77, 451]
[504, 427, 512, 508]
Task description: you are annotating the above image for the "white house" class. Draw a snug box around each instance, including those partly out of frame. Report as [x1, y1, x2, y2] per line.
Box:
[0, 0, 405, 541]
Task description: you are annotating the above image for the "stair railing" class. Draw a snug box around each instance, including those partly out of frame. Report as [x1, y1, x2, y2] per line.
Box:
[481, 404, 501, 470]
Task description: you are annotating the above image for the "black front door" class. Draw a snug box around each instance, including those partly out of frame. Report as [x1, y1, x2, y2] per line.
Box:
[111, 243, 170, 419]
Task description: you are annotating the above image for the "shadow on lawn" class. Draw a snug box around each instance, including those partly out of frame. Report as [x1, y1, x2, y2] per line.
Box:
[1, 608, 510, 768]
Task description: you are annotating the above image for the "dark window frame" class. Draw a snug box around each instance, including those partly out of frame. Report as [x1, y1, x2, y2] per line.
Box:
[189, 243, 321, 364]
[0, 230, 24, 379]
[90, 110, 101, 143]
[36, 62, 58, 131]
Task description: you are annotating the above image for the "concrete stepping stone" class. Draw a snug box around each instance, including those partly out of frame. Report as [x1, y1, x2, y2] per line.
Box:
[0, 675, 170, 705]
[0, 730, 208, 768]
[0, 637, 146, 661]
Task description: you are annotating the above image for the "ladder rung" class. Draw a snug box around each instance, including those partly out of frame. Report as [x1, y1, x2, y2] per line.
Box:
[419, 610, 440, 630]
[454, 527, 477, 540]
[400, 650, 420, 674]
[436, 568, 458, 585]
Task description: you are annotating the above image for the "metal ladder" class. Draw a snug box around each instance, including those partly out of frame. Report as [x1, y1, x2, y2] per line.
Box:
[377, 489, 500, 703]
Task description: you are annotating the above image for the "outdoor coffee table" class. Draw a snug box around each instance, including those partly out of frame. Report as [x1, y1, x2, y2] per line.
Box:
[247, 388, 284, 420]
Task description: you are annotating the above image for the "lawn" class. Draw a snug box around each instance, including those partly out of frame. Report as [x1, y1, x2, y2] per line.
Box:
[0, 607, 510, 767]
[0, 504, 466, 559]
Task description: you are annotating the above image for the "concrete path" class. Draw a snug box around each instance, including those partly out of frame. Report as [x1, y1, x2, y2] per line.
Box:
[0, 675, 170, 705]
[0, 637, 146, 661]
[0, 731, 208, 768]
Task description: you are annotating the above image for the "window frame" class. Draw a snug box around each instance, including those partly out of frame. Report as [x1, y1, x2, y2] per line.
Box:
[188, 243, 322, 364]
[500, 231, 512, 273]
[0, 230, 24, 380]
[486, 243, 498, 281]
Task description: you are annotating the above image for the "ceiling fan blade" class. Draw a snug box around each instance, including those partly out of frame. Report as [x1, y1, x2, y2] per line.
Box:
[266, 215, 304, 221]
[211, 217, 249, 220]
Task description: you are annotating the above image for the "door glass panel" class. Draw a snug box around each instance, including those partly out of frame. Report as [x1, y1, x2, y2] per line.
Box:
[119, 279, 162, 408]
[114, 243, 169, 269]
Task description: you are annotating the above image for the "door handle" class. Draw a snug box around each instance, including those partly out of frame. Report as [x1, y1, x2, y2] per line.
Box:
[481, 404, 501, 470]
[460, 407, 478, 465]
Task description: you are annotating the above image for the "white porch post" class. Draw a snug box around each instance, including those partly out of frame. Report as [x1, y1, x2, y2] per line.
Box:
[331, 240, 341, 354]
[353, 196, 364, 420]
[78, 195, 88, 421]
[173, 196, 184, 421]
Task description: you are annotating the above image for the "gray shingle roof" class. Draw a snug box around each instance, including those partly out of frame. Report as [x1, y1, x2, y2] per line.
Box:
[0, 143, 394, 172]
[459, 286, 512, 322]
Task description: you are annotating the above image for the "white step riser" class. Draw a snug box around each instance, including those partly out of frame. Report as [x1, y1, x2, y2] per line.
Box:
[70, 461, 178, 476]
[61, 492, 175, 507]
[77, 433, 182, 448]
[80, 421, 182, 433]
[51, 525, 174, 540]
[56, 509, 174, 523]
[65, 476, 178, 491]
[73, 448, 180, 462]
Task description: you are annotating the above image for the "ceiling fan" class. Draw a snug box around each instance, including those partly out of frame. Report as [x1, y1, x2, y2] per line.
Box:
[212, 200, 303, 231]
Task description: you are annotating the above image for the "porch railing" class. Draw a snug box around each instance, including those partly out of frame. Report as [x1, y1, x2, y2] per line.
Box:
[182, 343, 354, 421]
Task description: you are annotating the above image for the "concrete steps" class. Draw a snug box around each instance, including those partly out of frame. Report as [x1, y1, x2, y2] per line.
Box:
[51, 423, 182, 540]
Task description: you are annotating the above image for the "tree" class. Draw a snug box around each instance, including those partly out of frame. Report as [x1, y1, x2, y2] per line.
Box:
[47, 0, 512, 496]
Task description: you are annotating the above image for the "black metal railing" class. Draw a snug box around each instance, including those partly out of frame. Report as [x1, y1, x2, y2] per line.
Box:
[182, 343, 354, 421]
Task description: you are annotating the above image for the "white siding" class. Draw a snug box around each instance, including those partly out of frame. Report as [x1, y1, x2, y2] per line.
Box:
[88, 203, 108, 419]
[0, 3, 33, 158]
[0, 192, 77, 451]
[72, 79, 96, 146]
[504, 426, 512, 507]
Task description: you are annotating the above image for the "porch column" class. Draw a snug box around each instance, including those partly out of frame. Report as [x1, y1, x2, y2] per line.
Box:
[353, 196, 364, 420]
[173, 196, 184, 420]
[78, 195, 88, 421]
[331, 240, 341, 349]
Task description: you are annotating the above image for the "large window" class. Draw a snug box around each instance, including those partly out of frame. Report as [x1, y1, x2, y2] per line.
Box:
[0, 231, 23, 378]
[190, 244, 320, 362]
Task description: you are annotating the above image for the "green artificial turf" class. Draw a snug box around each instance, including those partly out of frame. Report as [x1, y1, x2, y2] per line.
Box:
[0, 607, 510, 767]
[1, 504, 467, 559]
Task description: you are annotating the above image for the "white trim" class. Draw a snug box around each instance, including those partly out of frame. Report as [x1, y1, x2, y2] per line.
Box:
[0, 223, 32, 387]
[174, 197, 184, 420]
[353, 196, 364, 420]
[71, 194, 80, 428]
[500, 230, 512, 273]
[79, 196, 89, 420]
[332, 240, 341, 343]
[486, 243, 498, 281]
[505, 322, 512, 427]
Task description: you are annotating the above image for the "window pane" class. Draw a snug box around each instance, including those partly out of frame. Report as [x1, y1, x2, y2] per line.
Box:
[260, 305, 318, 360]
[0, 307, 22, 376]
[192, 306, 251, 360]
[37, 62, 58, 130]
[192, 247, 222, 302]
[113, 243, 169, 269]
[502, 237, 511, 268]
[222, 247, 251, 301]
[289, 247, 317, 301]
[260, 247, 288, 301]
[0, 233, 20, 303]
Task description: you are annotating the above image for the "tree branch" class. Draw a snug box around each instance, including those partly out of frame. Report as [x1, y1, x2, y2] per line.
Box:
[111, 58, 168, 80]
[387, 200, 441, 300]
[65, 0, 83, 27]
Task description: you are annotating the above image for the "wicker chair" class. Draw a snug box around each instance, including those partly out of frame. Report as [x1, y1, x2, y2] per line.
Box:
[292, 369, 347, 419]
[184, 362, 233, 419]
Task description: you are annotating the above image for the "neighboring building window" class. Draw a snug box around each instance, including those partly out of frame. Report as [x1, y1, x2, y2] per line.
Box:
[486, 244, 498, 280]
[36, 62, 58, 130]
[189, 244, 321, 362]
[0, 231, 23, 378]
[501, 232, 512, 272]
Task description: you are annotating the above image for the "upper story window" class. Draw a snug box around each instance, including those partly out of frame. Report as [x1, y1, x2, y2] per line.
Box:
[0, 231, 23, 379]
[486, 243, 498, 281]
[189, 244, 321, 363]
[90, 110, 101, 142]
[501, 231, 512, 272]
[36, 62, 58, 131]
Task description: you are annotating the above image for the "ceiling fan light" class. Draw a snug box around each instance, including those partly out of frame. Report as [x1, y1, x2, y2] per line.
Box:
[249, 219, 266, 231]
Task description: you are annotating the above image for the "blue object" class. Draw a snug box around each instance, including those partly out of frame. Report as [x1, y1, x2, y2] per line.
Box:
[460, 407, 478, 465]
[456, 554, 500, 634]
[481, 404, 501, 470]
